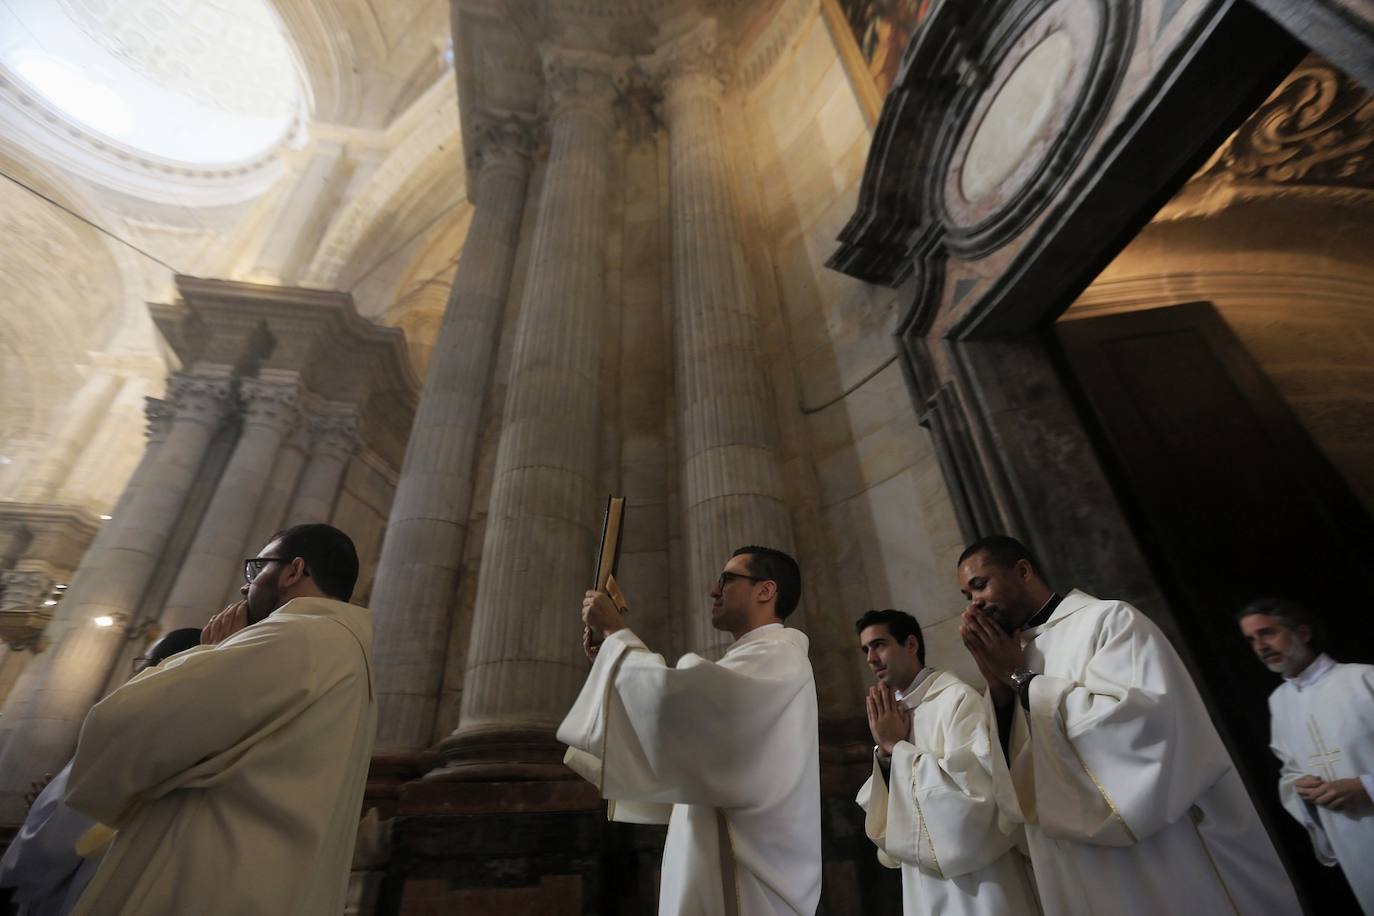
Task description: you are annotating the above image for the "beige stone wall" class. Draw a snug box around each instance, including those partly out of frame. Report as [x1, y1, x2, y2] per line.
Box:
[740, 12, 978, 698]
[1069, 194, 1374, 516]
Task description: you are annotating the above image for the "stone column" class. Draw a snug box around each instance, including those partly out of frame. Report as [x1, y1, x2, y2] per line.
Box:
[239, 423, 311, 568]
[647, 23, 795, 657]
[0, 379, 231, 819]
[444, 49, 622, 764]
[283, 409, 362, 527]
[17, 370, 124, 502]
[160, 379, 300, 630]
[370, 118, 535, 751]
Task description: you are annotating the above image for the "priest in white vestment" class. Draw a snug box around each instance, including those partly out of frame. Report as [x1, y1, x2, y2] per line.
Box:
[558, 545, 822, 916]
[853, 609, 1039, 916]
[64, 524, 376, 916]
[955, 535, 1302, 916]
[1239, 597, 1374, 912]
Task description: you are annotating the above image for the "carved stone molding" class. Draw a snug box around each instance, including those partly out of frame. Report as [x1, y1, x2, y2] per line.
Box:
[1198, 57, 1374, 192]
[467, 114, 542, 178]
[641, 20, 733, 105]
[143, 396, 176, 445]
[166, 374, 235, 428]
[239, 379, 303, 434]
[539, 46, 628, 128]
[308, 409, 364, 462]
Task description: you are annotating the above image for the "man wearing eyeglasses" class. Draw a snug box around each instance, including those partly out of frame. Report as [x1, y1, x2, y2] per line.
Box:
[62, 523, 375, 916]
[558, 545, 822, 916]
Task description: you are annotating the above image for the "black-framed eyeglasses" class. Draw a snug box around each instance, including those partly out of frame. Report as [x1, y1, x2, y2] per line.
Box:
[716, 571, 767, 591]
[243, 556, 290, 583]
[131, 655, 153, 672]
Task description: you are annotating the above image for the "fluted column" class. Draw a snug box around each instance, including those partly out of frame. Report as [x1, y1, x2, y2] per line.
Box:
[648, 23, 795, 657]
[284, 409, 362, 527]
[0, 379, 231, 820]
[445, 49, 622, 762]
[240, 422, 311, 566]
[161, 379, 300, 630]
[370, 118, 536, 751]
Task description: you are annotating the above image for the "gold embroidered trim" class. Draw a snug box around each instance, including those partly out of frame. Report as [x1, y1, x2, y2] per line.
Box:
[909, 769, 944, 879]
[1061, 728, 1138, 845]
[1190, 807, 1241, 915]
[716, 809, 742, 916]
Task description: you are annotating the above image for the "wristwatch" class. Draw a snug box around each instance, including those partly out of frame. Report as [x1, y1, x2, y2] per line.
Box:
[1009, 667, 1038, 709]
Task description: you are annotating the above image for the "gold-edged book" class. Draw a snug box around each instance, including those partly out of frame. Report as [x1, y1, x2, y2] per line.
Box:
[593, 496, 626, 608]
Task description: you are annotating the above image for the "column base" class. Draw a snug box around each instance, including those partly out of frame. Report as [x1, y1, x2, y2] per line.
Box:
[434, 722, 572, 782]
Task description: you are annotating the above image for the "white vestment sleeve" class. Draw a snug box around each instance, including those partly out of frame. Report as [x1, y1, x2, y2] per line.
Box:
[1270, 719, 1337, 865]
[0, 762, 94, 902]
[65, 618, 320, 827]
[557, 627, 812, 812]
[1024, 603, 1231, 846]
[860, 691, 1018, 878]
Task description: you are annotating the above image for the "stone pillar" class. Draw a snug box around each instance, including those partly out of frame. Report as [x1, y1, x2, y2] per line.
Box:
[444, 49, 622, 764]
[647, 23, 794, 656]
[239, 423, 311, 567]
[17, 370, 124, 502]
[0, 379, 231, 819]
[370, 118, 535, 751]
[160, 379, 300, 630]
[283, 409, 362, 527]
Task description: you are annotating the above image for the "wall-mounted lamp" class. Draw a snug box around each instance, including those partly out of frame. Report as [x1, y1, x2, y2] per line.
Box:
[93, 615, 115, 628]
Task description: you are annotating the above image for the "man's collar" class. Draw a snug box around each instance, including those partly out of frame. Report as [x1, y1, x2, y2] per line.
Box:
[1020, 592, 1063, 632]
[895, 666, 935, 703]
[1286, 653, 1335, 689]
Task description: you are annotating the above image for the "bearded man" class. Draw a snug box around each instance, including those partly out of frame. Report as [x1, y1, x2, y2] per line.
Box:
[64, 523, 375, 916]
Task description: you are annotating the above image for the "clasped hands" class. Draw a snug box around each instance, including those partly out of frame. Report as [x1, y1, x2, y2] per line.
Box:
[1295, 775, 1370, 811]
[866, 685, 911, 756]
[959, 604, 1024, 707]
[581, 575, 628, 662]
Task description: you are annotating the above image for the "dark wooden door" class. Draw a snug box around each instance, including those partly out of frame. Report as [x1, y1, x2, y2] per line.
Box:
[1055, 300, 1374, 914]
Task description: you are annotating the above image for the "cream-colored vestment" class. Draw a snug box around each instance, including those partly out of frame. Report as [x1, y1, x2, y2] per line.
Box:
[65, 597, 375, 916]
[857, 668, 1039, 915]
[558, 624, 821, 916]
[996, 590, 1302, 916]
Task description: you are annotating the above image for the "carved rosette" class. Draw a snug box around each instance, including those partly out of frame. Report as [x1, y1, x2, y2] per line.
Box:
[166, 375, 234, 428]
[309, 411, 363, 463]
[143, 396, 176, 444]
[238, 379, 301, 434]
[1203, 58, 1374, 191]
[539, 46, 627, 129]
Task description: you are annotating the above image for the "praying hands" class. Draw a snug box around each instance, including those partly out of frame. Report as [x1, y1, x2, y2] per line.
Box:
[959, 605, 1022, 707]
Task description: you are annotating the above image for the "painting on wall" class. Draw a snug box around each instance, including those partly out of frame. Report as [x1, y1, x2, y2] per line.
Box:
[821, 0, 936, 123]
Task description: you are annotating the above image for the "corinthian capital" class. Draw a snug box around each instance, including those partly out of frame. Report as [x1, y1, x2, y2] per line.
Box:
[641, 19, 732, 105]
[308, 409, 363, 462]
[143, 396, 175, 444]
[166, 375, 234, 428]
[239, 379, 302, 434]
[469, 114, 541, 178]
[539, 46, 629, 127]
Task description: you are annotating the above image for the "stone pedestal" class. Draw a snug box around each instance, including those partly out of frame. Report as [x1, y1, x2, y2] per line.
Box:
[445, 49, 623, 763]
[647, 23, 795, 656]
[0, 379, 232, 821]
[371, 118, 535, 751]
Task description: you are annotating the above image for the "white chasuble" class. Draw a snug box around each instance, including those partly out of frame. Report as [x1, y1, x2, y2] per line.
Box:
[856, 669, 1040, 916]
[557, 624, 822, 916]
[993, 590, 1303, 916]
[1269, 656, 1374, 911]
[64, 598, 376, 916]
